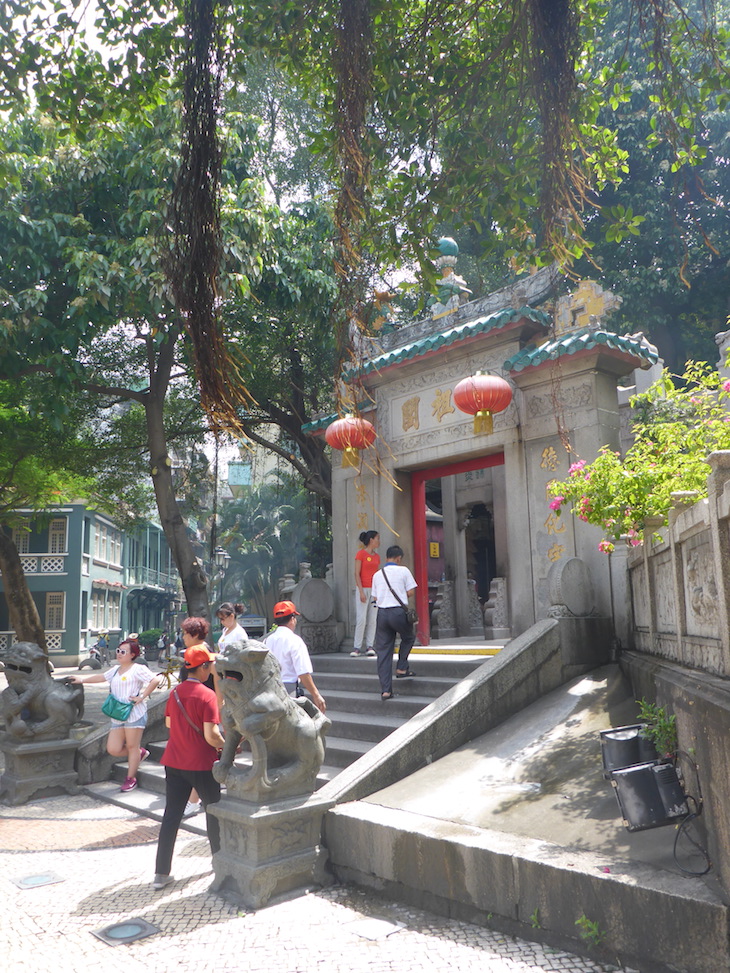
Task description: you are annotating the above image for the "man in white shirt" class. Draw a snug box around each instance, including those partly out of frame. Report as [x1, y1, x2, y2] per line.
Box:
[264, 601, 326, 713]
[370, 545, 418, 700]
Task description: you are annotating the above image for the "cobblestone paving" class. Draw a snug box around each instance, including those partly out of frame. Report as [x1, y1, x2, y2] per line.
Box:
[0, 795, 637, 973]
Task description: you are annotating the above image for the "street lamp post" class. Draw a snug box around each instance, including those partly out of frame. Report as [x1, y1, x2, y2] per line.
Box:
[214, 547, 231, 606]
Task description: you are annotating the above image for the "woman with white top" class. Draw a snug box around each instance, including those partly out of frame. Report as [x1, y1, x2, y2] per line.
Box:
[216, 602, 249, 650]
[68, 638, 160, 791]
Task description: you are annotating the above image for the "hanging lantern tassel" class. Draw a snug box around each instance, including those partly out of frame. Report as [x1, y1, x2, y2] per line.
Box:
[325, 414, 377, 468]
[473, 409, 494, 435]
[342, 446, 361, 468]
[453, 372, 513, 436]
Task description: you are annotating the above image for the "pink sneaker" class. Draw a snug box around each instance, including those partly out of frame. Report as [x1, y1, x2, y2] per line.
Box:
[121, 777, 137, 792]
[139, 747, 150, 763]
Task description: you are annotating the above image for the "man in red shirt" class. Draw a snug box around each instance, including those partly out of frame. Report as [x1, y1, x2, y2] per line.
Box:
[152, 640, 225, 891]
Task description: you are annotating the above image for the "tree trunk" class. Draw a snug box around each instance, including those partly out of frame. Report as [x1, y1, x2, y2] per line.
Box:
[145, 336, 211, 619]
[0, 528, 47, 651]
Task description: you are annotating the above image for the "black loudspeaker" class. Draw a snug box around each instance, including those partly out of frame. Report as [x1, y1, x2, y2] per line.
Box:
[610, 761, 689, 832]
[599, 724, 659, 779]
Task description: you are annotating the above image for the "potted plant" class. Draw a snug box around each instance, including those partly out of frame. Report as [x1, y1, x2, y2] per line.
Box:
[137, 628, 164, 662]
[636, 698, 678, 761]
[607, 699, 687, 832]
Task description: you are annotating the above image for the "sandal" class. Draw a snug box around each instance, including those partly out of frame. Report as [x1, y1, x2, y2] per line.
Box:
[381, 691, 395, 700]
[396, 669, 417, 678]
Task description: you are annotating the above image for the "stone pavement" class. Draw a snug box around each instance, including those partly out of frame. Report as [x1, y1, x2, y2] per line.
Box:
[0, 793, 635, 973]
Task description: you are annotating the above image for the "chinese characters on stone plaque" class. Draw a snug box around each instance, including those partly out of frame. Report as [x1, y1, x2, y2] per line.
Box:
[402, 396, 421, 432]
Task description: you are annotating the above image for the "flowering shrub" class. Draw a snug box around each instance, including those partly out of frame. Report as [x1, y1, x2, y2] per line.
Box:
[549, 362, 730, 552]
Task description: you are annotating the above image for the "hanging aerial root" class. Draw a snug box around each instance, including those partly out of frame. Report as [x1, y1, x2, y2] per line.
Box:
[167, 0, 254, 439]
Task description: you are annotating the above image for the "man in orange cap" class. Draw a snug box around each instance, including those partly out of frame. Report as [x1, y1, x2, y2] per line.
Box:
[265, 601, 326, 713]
[152, 618, 225, 891]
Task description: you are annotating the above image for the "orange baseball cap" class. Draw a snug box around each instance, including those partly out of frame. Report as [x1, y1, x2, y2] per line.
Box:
[273, 600, 300, 619]
[184, 645, 216, 669]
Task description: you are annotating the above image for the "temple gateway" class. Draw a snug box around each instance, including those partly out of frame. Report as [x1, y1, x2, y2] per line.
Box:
[306, 243, 659, 646]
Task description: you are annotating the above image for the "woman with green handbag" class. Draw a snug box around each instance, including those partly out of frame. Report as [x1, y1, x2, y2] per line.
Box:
[69, 638, 160, 792]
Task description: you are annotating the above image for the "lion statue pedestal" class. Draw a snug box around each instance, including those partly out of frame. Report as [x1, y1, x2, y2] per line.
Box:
[209, 792, 334, 909]
[0, 641, 84, 805]
[208, 639, 334, 908]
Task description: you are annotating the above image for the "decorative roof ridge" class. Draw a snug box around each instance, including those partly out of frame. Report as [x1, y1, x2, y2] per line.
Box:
[504, 325, 660, 373]
[345, 305, 550, 381]
[373, 262, 560, 353]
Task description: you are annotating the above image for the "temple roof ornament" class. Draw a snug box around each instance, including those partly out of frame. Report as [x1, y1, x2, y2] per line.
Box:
[553, 280, 623, 335]
[428, 237, 472, 319]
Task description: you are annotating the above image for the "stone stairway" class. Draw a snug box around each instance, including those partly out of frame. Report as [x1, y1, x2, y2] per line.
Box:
[84, 649, 493, 827]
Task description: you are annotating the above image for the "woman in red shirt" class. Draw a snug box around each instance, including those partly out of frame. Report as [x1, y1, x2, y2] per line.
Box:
[350, 530, 380, 657]
[152, 617, 225, 891]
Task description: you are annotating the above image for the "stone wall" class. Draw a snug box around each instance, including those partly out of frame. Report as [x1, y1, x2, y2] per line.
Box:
[627, 452, 730, 676]
[624, 451, 730, 894]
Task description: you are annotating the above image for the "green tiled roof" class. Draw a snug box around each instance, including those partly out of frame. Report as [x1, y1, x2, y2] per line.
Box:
[344, 306, 550, 380]
[504, 326, 659, 373]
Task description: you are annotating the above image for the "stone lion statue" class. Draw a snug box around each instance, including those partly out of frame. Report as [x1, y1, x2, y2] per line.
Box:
[0, 641, 84, 741]
[214, 639, 331, 801]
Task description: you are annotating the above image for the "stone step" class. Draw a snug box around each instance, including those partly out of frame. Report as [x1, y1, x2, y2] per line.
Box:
[315, 669, 460, 698]
[313, 653, 487, 680]
[410, 646, 502, 657]
[322, 734, 372, 768]
[316, 686, 436, 717]
[84, 779, 209, 835]
[325, 708, 404, 742]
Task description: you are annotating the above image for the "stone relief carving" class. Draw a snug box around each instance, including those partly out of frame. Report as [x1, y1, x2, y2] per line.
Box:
[386, 354, 505, 399]
[430, 582, 454, 638]
[630, 565, 650, 629]
[298, 622, 340, 653]
[467, 581, 484, 629]
[684, 546, 718, 635]
[483, 578, 509, 628]
[654, 557, 676, 632]
[525, 382, 593, 419]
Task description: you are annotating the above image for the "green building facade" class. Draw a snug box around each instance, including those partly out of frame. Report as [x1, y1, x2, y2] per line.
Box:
[0, 504, 181, 666]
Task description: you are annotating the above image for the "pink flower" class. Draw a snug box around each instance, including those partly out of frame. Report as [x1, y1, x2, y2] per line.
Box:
[568, 460, 587, 476]
[723, 381, 730, 393]
[598, 539, 615, 554]
[549, 496, 564, 511]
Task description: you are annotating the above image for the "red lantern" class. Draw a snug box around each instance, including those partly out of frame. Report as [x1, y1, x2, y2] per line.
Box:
[453, 372, 512, 435]
[325, 414, 376, 467]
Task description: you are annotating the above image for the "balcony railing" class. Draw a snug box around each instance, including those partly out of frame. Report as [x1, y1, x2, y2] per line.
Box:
[0, 631, 65, 653]
[126, 566, 179, 589]
[16, 554, 68, 575]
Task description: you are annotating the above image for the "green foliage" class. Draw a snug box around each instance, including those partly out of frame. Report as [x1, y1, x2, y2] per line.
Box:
[549, 362, 730, 552]
[0, 379, 94, 523]
[3, 1, 728, 277]
[219, 472, 331, 615]
[529, 908, 541, 930]
[577, 0, 730, 369]
[637, 699, 678, 758]
[575, 913, 605, 947]
[137, 629, 163, 648]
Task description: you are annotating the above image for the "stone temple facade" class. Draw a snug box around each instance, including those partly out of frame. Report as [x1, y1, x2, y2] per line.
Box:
[306, 247, 659, 646]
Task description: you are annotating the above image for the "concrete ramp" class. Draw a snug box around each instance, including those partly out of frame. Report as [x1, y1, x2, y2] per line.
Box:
[324, 667, 730, 973]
